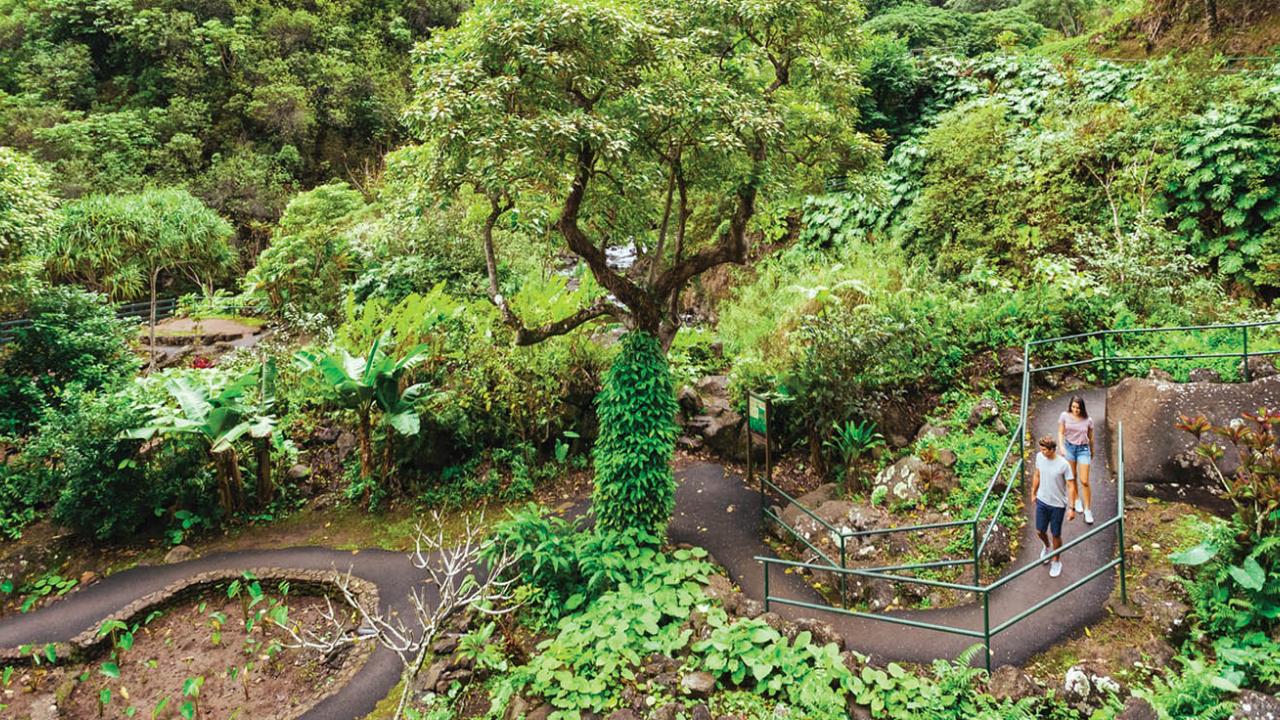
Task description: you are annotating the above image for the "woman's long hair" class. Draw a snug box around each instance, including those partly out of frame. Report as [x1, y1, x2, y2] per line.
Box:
[1069, 395, 1088, 418]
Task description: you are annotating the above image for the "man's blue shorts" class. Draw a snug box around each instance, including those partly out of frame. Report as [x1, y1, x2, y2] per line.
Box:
[1063, 439, 1091, 465]
[1035, 499, 1066, 538]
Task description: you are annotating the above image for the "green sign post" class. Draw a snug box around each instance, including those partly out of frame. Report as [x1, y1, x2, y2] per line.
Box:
[746, 392, 772, 492]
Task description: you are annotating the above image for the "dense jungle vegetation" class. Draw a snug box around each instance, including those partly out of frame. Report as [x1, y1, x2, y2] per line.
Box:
[1, 0, 1279, 718]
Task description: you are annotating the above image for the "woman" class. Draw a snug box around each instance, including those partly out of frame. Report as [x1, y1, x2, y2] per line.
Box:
[1058, 396, 1095, 524]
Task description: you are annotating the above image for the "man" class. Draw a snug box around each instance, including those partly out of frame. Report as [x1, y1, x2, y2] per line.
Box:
[1031, 435, 1075, 578]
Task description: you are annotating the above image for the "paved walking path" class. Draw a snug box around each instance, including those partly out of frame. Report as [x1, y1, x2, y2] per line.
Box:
[0, 389, 1117, 717]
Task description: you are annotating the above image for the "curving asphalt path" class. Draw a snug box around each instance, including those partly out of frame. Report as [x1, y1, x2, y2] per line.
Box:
[1, 388, 1118, 717]
[670, 387, 1118, 668]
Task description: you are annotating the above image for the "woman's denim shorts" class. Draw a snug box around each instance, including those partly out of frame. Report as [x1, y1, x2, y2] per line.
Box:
[1064, 439, 1091, 466]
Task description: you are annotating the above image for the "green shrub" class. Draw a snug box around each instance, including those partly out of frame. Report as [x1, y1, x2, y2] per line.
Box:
[0, 286, 139, 435]
[242, 182, 370, 318]
[17, 382, 214, 540]
[592, 332, 679, 537]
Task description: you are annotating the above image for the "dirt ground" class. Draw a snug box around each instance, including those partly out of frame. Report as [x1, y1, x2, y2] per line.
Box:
[1022, 496, 1212, 685]
[1, 591, 356, 720]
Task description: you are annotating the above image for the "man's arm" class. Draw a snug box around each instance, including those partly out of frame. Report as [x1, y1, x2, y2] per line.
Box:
[1031, 465, 1040, 500]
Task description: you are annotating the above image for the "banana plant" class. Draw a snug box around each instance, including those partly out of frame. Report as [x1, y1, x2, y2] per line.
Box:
[294, 331, 435, 499]
[125, 373, 258, 512]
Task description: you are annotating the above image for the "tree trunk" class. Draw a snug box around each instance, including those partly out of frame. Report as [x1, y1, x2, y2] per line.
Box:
[225, 448, 245, 512]
[1205, 0, 1219, 35]
[148, 268, 160, 371]
[255, 437, 273, 506]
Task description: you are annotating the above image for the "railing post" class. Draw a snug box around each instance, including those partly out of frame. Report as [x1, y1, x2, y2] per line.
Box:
[839, 535, 847, 607]
[1101, 333, 1110, 386]
[764, 561, 771, 613]
[1117, 423, 1129, 605]
[1243, 326, 1251, 382]
[983, 590, 992, 673]
[972, 520, 980, 587]
[1020, 343, 1030, 490]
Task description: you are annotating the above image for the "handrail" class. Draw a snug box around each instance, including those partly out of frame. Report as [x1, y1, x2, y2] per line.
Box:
[758, 315, 1280, 670]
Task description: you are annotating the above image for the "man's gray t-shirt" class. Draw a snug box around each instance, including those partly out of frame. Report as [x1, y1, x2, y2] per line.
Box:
[1035, 453, 1074, 508]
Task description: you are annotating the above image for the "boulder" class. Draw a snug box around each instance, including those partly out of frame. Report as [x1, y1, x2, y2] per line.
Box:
[935, 448, 958, 468]
[871, 456, 926, 504]
[677, 435, 705, 452]
[1147, 368, 1174, 382]
[286, 464, 312, 481]
[987, 665, 1039, 703]
[695, 375, 729, 398]
[794, 617, 843, 649]
[335, 431, 358, 460]
[1242, 356, 1279, 381]
[967, 397, 1001, 429]
[1235, 690, 1280, 720]
[1108, 376, 1280, 488]
[690, 704, 712, 720]
[997, 347, 1027, 391]
[737, 598, 765, 619]
[606, 711, 641, 720]
[702, 574, 738, 611]
[677, 385, 702, 416]
[779, 484, 838, 529]
[921, 464, 958, 499]
[1188, 368, 1223, 383]
[698, 410, 746, 459]
[681, 671, 716, 699]
[915, 424, 947, 442]
[164, 545, 195, 564]
[1118, 696, 1158, 720]
[979, 522, 1013, 565]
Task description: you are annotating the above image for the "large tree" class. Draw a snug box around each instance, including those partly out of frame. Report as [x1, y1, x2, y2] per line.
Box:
[408, 0, 872, 531]
[46, 187, 236, 366]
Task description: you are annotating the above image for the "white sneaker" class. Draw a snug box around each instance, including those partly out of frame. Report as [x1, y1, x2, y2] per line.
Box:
[1084, 509, 1094, 524]
[1049, 560, 1063, 578]
[1074, 498, 1084, 513]
[1040, 543, 1051, 564]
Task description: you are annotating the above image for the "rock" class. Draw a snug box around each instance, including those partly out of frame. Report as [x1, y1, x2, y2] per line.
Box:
[504, 696, 530, 720]
[677, 435, 706, 452]
[286, 463, 312, 481]
[420, 659, 449, 693]
[1234, 690, 1280, 719]
[1188, 368, 1223, 383]
[164, 545, 195, 564]
[871, 456, 926, 504]
[993, 418, 1009, 436]
[606, 711, 641, 720]
[314, 426, 341, 444]
[915, 424, 947, 442]
[1147, 367, 1174, 382]
[1139, 637, 1176, 668]
[921, 464, 958, 499]
[779, 484, 838, 529]
[431, 635, 460, 655]
[681, 671, 716, 699]
[24, 694, 60, 720]
[997, 347, 1026, 390]
[1243, 356, 1279, 381]
[935, 448, 957, 468]
[527, 703, 552, 720]
[967, 397, 1001, 429]
[889, 434, 910, 449]
[653, 705, 681, 720]
[794, 617, 842, 649]
[695, 375, 729, 398]
[814, 500, 856, 529]
[979, 522, 1013, 565]
[1118, 696, 1158, 720]
[78, 570, 97, 586]
[699, 409, 745, 459]
[987, 665, 1039, 703]
[738, 598, 765, 619]
[678, 385, 702, 416]
[703, 574, 738, 611]
[690, 704, 712, 720]
[1104, 598, 1142, 619]
[1134, 590, 1191, 644]
[1108, 376, 1280, 488]
[335, 431, 358, 459]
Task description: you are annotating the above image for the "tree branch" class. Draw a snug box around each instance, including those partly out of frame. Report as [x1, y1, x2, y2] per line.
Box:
[514, 299, 618, 346]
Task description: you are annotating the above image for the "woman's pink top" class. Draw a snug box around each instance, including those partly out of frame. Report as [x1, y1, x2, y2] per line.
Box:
[1059, 412, 1093, 445]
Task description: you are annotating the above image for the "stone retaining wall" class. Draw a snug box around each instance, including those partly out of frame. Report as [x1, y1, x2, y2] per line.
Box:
[0, 567, 378, 712]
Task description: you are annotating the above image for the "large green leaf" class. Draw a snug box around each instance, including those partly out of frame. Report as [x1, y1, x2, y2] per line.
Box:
[1170, 541, 1218, 566]
[165, 376, 211, 421]
[1229, 556, 1266, 591]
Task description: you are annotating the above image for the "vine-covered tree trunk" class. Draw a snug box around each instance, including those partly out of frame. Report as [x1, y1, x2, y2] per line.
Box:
[214, 449, 246, 513]
[592, 332, 680, 537]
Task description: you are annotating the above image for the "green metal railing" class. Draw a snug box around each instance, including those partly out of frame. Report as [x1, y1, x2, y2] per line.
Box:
[757, 317, 1279, 669]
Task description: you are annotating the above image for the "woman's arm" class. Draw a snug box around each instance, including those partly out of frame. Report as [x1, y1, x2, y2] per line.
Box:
[1088, 424, 1095, 454]
[1058, 418, 1066, 449]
